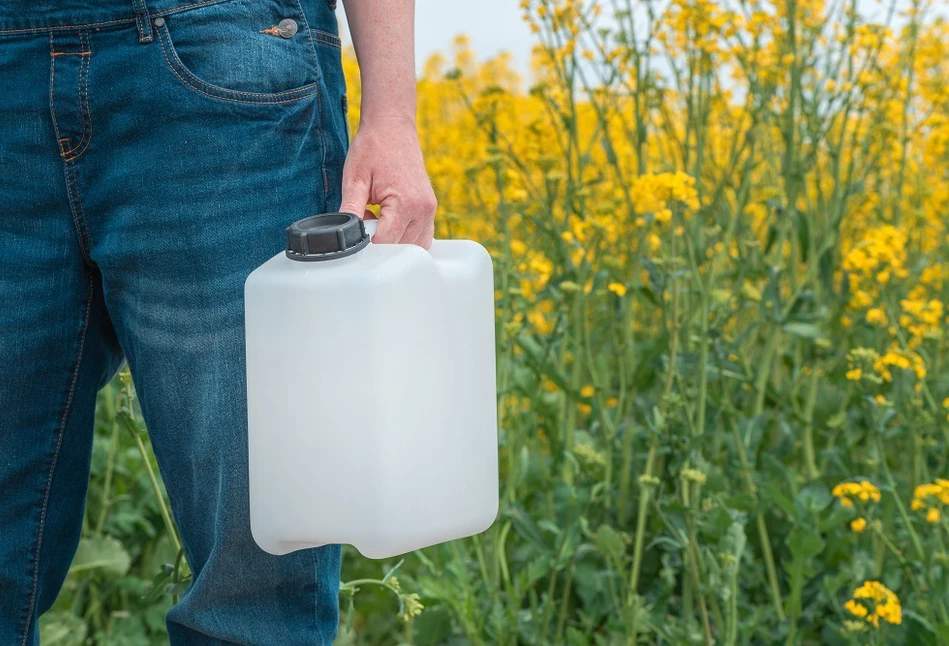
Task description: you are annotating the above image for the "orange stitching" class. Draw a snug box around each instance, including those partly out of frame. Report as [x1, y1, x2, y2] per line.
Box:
[157, 25, 317, 98]
[260, 25, 282, 37]
[48, 33, 64, 155]
[64, 163, 93, 259]
[153, 0, 233, 18]
[60, 37, 87, 157]
[62, 31, 92, 161]
[133, 11, 144, 39]
[131, 0, 152, 42]
[0, 16, 133, 35]
[66, 164, 93, 257]
[50, 51, 91, 56]
[0, 0, 231, 36]
[20, 271, 94, 646]
[155, 26, 320, 105]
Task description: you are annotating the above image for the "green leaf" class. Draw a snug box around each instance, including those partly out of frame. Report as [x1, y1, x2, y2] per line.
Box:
[786, 527, 824, 560]
[68, 536, 131, 577]
[796, 483, 832, 514]
[796, 209, 810, 262]
[507, 505, 550, 552]
[781, 322, 821, 339]
[526, 555, 554, 585]
[903, 610, 937, 646]
[595, 524, 627, 564]
[39, 611, 87, 646]
[761, 482, 796, 518]
[413, 605, 454, 646]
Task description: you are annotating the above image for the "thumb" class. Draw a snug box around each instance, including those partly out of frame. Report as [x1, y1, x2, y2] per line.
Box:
[339, 170, 371, 220]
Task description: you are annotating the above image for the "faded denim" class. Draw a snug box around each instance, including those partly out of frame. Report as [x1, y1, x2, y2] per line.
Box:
[0, 0, 349, 643]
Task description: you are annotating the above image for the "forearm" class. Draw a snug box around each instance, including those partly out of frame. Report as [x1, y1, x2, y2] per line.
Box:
[342, 0, 416, 127]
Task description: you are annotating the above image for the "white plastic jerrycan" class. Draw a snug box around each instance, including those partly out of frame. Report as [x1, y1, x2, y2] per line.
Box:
[245, 212, 499, 559]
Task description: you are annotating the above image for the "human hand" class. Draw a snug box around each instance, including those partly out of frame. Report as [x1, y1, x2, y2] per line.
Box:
[338, 116, 437, 249]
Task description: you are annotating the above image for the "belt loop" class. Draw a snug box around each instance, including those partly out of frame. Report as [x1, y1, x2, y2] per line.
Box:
[131, 0, 154, 43]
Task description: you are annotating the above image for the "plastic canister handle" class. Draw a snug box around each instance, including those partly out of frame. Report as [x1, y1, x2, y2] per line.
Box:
[360, 218, 436, 246]
[363, 217, 378, 240]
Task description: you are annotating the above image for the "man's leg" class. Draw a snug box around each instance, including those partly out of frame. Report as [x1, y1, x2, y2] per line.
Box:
[0, 31, 124, 645]
[73, 12, 349, 644]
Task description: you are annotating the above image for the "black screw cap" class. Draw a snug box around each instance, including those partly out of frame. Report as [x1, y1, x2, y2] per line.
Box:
[285, 212, 370, 261]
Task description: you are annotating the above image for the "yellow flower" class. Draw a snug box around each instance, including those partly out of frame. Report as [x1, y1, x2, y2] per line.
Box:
[866, 307, 887, 326]
[911, 479, 949, 522]
[833, 480, 881, 508]
[846, 581, 901, 627]
[399, 593, 424, 622]
[845, 599, 868, 619]
[607, 282, 627, 297]
[846, 368, 862, 381]
[580, 385, 595, 398]
[850, 517, 868, 533]
[647, 233, 661, 253]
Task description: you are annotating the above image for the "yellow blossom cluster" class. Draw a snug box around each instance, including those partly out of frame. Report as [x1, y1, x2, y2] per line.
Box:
[841, 225, 908, 310]
[910, 479, 949, 524]
[832, 481, 881, 508]
[657, 0, 731, 59]
[873, 345, 927, 383]
[629, 172, 700, 224]
[844, 581, 902, 627]
[844, 347, 880, 383]
[898, 296, 944, 348]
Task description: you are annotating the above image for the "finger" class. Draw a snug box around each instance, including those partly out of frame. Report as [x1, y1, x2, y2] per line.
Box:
[416, 222, 435, 250]
[373, 205, 409, 244]
[339, 171, 370, 220]
[399, 189, 438, 246]
[398, 217, 424, 245]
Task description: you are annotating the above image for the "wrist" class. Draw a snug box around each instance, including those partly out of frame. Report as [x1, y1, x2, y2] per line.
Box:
[358, 107, 417, 132]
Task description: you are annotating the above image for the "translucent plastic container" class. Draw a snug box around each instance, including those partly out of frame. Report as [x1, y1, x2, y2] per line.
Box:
[245, 213, 499, 558]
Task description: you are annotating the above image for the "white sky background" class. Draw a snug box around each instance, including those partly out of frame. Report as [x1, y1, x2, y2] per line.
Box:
[337, 0, 535, 76]
[337, 0, 946, 79]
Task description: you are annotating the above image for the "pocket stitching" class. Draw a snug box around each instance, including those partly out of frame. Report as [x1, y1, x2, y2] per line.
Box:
[155, 21, 320, 104]
[310, 29, 341, 49]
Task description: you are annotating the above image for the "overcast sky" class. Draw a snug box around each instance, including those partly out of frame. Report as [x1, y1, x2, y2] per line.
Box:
[338, 0, 944, 78]
[338, 0, 535, 76]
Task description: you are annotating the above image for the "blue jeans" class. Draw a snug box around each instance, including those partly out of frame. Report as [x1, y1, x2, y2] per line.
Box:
[0, 0, 348, 642]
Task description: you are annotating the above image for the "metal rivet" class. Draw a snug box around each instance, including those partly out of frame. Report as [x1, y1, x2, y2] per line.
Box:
[277, 18, 298, 38]
[152, 16, 165, 27]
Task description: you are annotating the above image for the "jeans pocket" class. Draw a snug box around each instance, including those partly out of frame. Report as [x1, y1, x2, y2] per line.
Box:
[155, 0, 321, 105]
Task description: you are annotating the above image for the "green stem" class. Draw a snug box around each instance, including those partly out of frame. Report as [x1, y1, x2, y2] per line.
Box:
[731, 416, 786, 622]
[627, 443, 658, 601]
[802, 367, 820, 480]
[130, 430, 181, 553]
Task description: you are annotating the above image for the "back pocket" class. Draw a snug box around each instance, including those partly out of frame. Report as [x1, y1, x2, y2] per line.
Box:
[155, 0, 320, 104]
